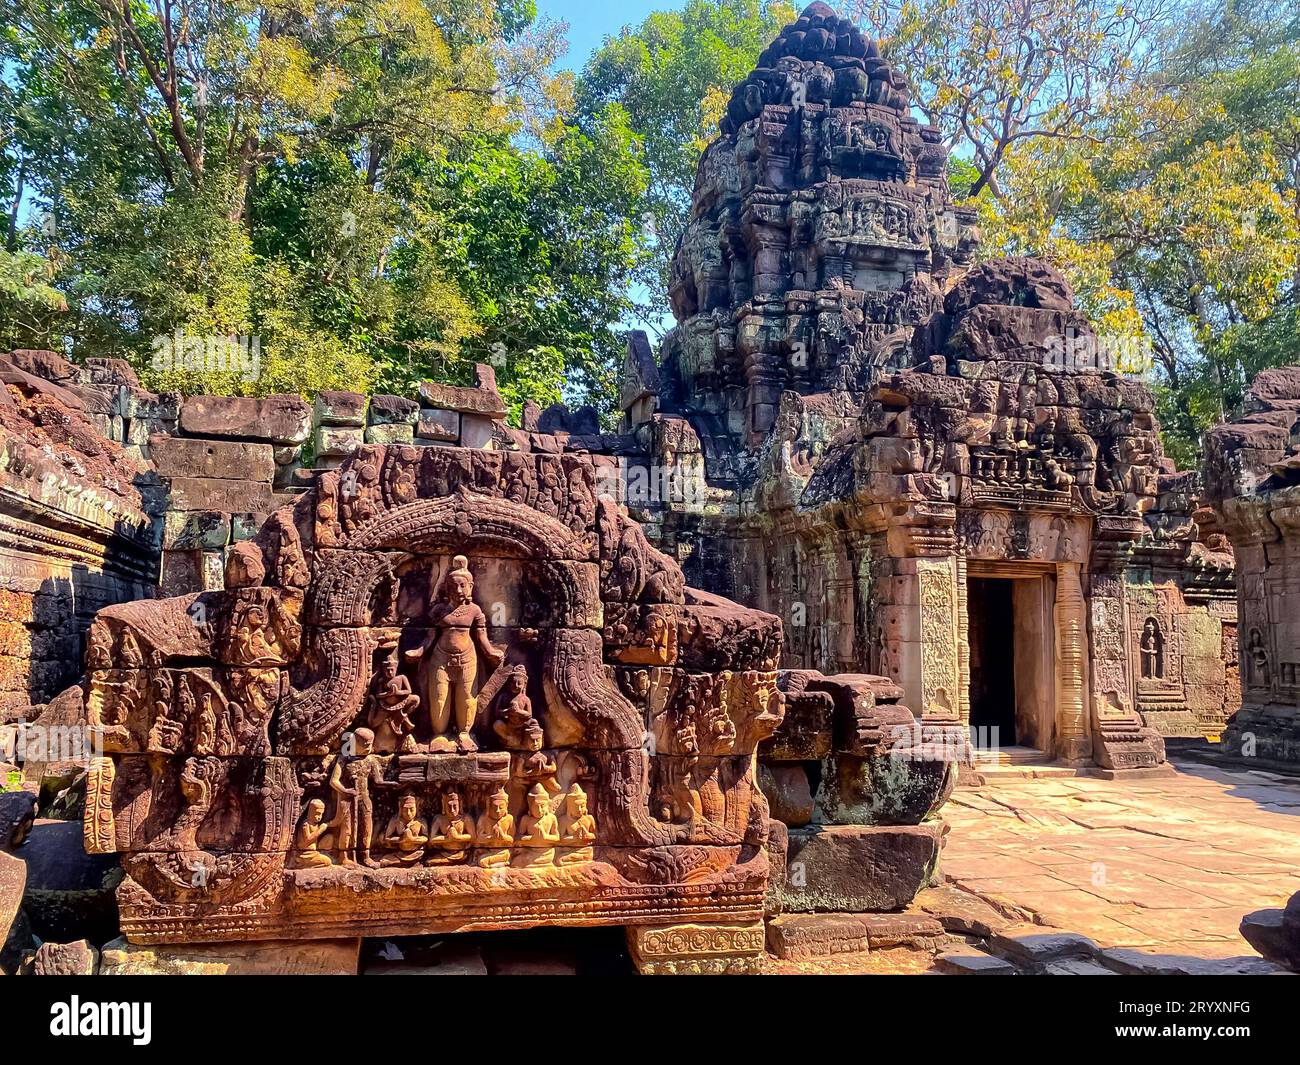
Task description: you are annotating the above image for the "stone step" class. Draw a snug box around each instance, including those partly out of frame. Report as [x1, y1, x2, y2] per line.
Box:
[934, 946, 1017, 975]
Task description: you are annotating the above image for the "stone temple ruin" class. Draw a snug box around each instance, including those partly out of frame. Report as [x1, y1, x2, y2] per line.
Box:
[623, 2, 1239, 768]
[0, 3, 1287, 975]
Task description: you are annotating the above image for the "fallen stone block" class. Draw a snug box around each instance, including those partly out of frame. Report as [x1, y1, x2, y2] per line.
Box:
[418, 365, 507, 418]
[18, 819, 122, 946]
[0, 790, 38, 849]
[1238, 894, 1300, 971]
[780, 823, 942, 913]
[914, 884, 1012, 937]
[1, 849, 26, 964]
[1102, 943, 1295, 976]
[100, 936, 361, 975]
[766, 913, 872, 960]
[854, 911, 947, 949]
[29, 938, 98, 975]
[1043, 958, 1116, 975]
[988, 923, 1098, 966]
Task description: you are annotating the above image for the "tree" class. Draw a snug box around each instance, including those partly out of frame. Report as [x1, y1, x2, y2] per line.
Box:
[0, 0, 647, 416]
[858, 0, 1178, 198]
[973, 1, 1300, 463]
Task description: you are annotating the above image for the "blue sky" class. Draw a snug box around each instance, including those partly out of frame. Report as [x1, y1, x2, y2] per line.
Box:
[536, 0, 673, 71]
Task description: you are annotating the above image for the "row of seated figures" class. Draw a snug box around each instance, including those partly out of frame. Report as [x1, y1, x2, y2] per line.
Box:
[291, 726, 597, 872]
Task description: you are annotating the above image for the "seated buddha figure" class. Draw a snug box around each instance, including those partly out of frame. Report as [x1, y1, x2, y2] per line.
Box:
[426, 788, 474, 864]
[558, 784, 596, 866]
[380, 793, 428, 867]
[475, 787, 515, 869]
[291, 798, 333, 868]
[512, 784, 560, 869]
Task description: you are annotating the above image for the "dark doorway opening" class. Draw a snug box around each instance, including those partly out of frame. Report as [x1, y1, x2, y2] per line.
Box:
[968, 577, 1016, 745]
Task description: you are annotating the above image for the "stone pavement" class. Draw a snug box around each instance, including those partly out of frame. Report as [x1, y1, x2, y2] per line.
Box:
[939, 755, 1300, 960]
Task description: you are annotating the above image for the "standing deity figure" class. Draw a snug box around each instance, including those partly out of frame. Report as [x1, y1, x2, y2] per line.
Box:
[1140, 618, 1164, 680]
[406, 554, 503, 754]
[329, 728, 384, 868]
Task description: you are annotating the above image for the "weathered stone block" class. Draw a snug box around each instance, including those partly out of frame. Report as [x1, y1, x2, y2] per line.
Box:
[30, 938, 98, 975]
[758, 761, 814, 826]
[779, 824, 942, 913]
[152, 436, 276, 482]
[314, 390, 367, 427]
[368, 393, 420, 425]
[315, 425, 364, 458]
[417, 408, 460, 442]
[179, 394, 312, 444]
[166, 476, 276, 514]
[460, 413, 496, 448]
[100, 937, 362, 975]
[163, 510, 230, 551]
[365, 422, 415, 445]
[765, 913, 872, 960]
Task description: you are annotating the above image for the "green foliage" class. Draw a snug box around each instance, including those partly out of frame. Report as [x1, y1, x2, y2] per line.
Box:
[0, 0, 646, 417]
[574, 0, 796, 322]
[936, 0, 1300, 462]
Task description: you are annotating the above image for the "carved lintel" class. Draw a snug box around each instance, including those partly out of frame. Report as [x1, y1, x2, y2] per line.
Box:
[626, 920, 766, 975]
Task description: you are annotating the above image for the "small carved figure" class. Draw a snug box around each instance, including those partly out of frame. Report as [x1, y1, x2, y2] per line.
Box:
[329, 728, 384, 868]
[224, 542, 266, 589]
[293, 798, 333, 868]
[476, 787, 515, 869]
[512, 784, 560, 868]
[118, 630, 144, 669]
[492, 667, 533, 747]
[426, 788, 473, 864]
[367, 652, 420, 754]
[1140, 618, 1164, 680]
[87, 625, 113, 671]
[405, 554, 504, 754]
[558, 784, 596, 866]
[380, 793, 428, 867]
[518, 718, 557, 786]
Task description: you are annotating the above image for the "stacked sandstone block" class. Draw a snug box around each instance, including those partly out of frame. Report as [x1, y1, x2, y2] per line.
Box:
[152, 394, 311, 594]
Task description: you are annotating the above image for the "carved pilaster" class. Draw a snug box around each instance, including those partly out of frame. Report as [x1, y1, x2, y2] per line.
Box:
[1054, 562, 1091, 763]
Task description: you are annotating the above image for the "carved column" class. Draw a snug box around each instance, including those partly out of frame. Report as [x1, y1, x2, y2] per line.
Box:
[955, 551, 971, 727]
[1054, 561, 1091, 763]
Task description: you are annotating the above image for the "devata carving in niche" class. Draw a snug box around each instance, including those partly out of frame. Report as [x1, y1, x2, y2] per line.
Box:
[405, 554, 504, 753]
[1140, 618, 1165, 680]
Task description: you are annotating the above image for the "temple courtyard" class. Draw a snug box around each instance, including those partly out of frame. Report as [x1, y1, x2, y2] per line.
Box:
[762, 754, 1300, 975]
[940, 757, 1300, 957]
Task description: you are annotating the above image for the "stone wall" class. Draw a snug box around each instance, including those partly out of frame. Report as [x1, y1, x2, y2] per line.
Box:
[0, 350, 161, 722]
[1205, 366, 1300, 762]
